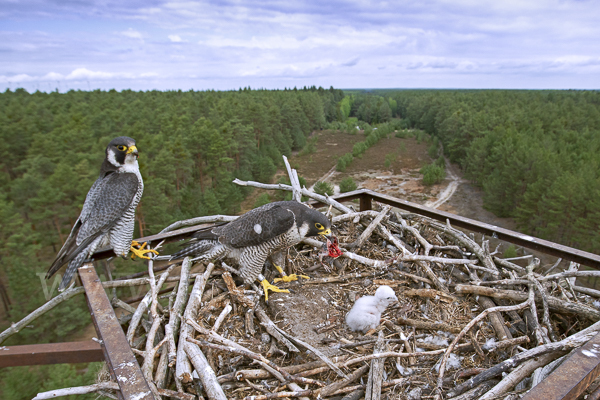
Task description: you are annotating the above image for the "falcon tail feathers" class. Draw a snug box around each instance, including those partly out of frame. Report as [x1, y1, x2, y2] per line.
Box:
[169, 240, 217, 261]
[58, 251, 88, 291]
[46, 230, 102, 279]
[46, 220, 82, 279]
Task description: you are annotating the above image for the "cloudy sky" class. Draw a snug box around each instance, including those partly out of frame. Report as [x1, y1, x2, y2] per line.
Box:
[2, 0, 599, 92]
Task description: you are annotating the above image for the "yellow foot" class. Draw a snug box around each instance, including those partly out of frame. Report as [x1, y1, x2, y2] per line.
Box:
[261, 279, 289, 302]
[274, 274, 310, 283]
[273, 264, 309, 283]
[130, 241, 159, 260]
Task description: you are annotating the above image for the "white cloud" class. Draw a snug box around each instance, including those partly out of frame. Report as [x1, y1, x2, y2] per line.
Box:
[121, 28, 144, 40]
[66, 68, 120, 80]
[42, 72, 65, 80]
[168, 34, 183, 42]
[0, 73, 35, 83]
[1, 69, 160, 84]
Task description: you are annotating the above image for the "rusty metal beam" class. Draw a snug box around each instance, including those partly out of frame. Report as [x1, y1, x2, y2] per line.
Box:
[79, 264, 153, 400]
[522, 330, 600, 400]
[0, 341, 103, 367]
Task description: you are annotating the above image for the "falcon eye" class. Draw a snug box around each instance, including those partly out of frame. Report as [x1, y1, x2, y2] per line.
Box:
[117, 145, 127, 151]
[315, 223, 323, 229]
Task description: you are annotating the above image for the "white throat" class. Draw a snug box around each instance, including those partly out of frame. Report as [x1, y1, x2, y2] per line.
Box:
[120, 153, 140, 173]
[107, 149, 140, 173]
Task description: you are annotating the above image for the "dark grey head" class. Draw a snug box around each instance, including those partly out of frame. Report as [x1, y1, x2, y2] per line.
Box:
[106, 136, 138, 166]
[99, 136, 139, 177]
[295, 203, 332, 239]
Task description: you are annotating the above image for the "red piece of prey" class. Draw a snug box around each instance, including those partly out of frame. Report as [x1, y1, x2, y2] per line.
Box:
[327, 236, 343, 258]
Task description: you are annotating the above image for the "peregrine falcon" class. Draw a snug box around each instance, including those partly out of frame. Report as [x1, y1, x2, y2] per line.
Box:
[46, 136, 157, 291]
[169, 201, 332, 300]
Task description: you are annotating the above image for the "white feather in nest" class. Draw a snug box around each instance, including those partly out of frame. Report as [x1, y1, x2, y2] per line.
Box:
[345, 285, 398, 333]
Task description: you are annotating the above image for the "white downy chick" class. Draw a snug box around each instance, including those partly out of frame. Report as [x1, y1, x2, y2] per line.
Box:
[346, 285, 398, 333]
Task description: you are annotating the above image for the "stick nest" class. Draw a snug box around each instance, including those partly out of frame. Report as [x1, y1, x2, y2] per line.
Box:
[119, 203, 600, 400]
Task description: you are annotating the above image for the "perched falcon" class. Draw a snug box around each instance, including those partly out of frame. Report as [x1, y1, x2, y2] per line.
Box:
[169, 201, 332, 300]
[46, 136, 157, 291]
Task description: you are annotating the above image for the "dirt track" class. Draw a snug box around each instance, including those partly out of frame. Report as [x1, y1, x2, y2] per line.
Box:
[243, 128, 520, 243]
[294, 130, 516, 231]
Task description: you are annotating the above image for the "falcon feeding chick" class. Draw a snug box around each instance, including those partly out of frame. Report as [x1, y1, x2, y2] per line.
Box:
[46, 136, 157, 291]
[346, 285, 398, 333]
[169, 201, 333, 300]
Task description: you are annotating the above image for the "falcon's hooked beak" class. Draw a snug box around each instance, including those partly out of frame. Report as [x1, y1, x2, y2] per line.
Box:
[126, 145, 139, 157]
[318, 228, 333, 240]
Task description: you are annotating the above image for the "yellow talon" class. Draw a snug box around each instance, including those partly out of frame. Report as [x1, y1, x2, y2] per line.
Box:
[274, 274, 310, 283]
[130, 241, 159, 260]
[261, 279, 289, 302]
[272, 264, 309, 283]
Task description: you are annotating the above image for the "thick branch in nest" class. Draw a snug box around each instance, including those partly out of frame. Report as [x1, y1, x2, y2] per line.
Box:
[217, 358, 350, 383]
[477, 296, 512, 341]
[184, 341, 227, 400]
[479, 351, 564, 400]
[403, 288, 457, 303]
[455, 284, 600, 321]
[365, 331, 386, 400]
[283, 155, 302, 203]
[33, 382, 196, 400]
[165, 256, 192, 373]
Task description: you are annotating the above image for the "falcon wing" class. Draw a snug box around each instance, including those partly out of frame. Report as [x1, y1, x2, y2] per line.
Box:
[79, 176, 105, 222]
[77, 172, 139, 241]
[46, 176, 103, 278]
[215, 203, 295, 248]
[46, 173, 139, 278]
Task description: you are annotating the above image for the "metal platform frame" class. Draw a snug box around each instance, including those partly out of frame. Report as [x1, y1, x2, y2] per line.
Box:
[1, 188, 600, 399]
